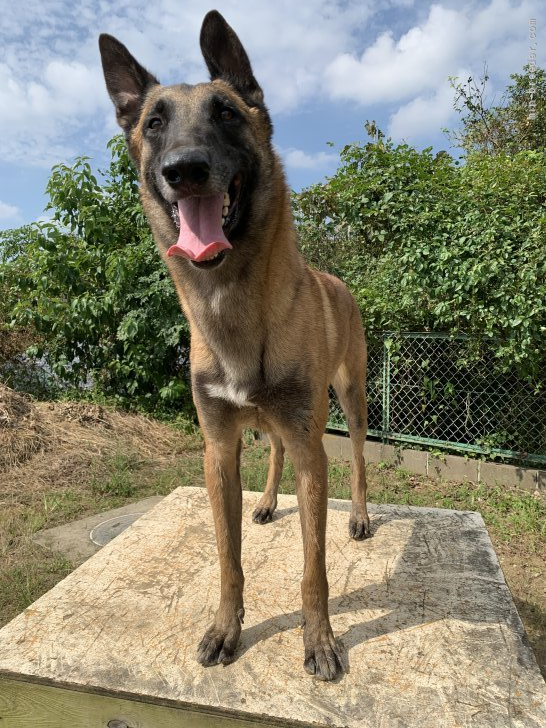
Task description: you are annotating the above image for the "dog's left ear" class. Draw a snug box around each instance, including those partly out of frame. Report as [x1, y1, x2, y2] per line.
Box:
[200, 11, 264, 106]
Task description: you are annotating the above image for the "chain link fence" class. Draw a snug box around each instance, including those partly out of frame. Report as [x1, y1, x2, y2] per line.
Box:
[328, 332, 546, 465]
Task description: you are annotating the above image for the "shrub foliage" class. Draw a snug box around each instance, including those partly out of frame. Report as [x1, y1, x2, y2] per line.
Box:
[0, 137, 190, 409]
[296, 137, 546, 382]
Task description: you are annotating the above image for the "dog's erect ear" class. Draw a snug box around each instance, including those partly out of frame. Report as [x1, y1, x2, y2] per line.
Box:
[200, 11, 264, 106]
[99, 34, 159, 132]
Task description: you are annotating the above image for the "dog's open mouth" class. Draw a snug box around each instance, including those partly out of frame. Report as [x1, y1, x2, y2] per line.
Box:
[167, 174, 242, 269]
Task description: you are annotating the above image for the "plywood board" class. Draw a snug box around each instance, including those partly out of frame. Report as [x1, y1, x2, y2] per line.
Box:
[0, 487, 545, 727]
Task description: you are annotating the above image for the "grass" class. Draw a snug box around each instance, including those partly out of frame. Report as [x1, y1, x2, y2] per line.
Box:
[370, 468, 546, 549]
[245, 449, 546, 549]
[0, 414, 544, 679]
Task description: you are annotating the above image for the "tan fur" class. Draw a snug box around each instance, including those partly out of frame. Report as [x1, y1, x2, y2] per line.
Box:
[99, 11, 370, 681]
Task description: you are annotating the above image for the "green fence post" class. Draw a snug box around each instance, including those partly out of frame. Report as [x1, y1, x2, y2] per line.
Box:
[381, 334, 391, 443]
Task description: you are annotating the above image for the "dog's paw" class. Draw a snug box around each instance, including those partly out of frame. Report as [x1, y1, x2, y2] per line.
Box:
[348, 514, 371, 540]
[197, 617, 242, 666]
[303, 633, 346, 681]
[252, 506, 274, 524]
[252, 495, 277, 524]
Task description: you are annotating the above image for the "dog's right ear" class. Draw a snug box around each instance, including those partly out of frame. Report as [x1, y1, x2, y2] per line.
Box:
[99, 34, 159, 133]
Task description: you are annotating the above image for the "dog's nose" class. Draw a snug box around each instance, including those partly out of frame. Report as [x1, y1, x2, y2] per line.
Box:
[161, 149, 211, 188]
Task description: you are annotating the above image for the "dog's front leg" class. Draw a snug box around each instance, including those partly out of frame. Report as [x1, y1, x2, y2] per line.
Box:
[197, 436, 245, 667]
[289, 437, 345, 681]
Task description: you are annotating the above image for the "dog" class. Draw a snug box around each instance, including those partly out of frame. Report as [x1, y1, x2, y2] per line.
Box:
[99, 10, 370, 681]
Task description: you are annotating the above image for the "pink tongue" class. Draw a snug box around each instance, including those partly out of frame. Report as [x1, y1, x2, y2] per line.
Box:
[167, 195, 232, 262]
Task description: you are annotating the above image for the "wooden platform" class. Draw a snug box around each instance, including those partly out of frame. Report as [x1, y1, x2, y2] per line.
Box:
[0, 486, 544, 727]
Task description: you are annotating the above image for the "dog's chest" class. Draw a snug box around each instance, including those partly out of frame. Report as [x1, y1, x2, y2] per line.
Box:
[204, 381, 253, 407]
[191, 280, 309, 421]
[194, 283, 263, 406]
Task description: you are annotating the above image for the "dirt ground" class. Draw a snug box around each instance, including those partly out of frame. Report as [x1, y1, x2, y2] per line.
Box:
[1, 384, 544, 680]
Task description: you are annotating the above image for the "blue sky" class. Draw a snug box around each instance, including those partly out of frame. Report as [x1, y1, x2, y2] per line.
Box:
[0, 0, 541, 230]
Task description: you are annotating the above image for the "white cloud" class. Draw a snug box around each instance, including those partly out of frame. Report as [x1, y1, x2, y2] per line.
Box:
[0, 60, 105, 122]
[323, 0, 540, 106]
[0, 201, 21, 221]
[324, 5, 467, 104]
[0, 59, 108, 166]
[388, 80, 458, 142]
[281, 148, 338, 170]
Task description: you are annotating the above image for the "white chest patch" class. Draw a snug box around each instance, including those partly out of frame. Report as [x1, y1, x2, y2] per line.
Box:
[208, 281, 235, 317]
[209, 289, 224, 317]
[205, 382, 253, 408]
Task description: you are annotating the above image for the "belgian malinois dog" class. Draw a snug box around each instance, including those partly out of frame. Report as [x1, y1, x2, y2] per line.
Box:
[99, 10, 370, 681]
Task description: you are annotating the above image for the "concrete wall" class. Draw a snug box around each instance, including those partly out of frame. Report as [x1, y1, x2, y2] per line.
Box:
[322, 434, 545, 493]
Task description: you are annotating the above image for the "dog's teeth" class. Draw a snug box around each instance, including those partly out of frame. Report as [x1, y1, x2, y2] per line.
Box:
[222, 205, 229, 215]
[224, 192, 230, 206]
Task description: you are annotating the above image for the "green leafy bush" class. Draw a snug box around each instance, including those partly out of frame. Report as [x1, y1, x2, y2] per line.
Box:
[0, 137, 192, 411]
[295, 138, 546, 382]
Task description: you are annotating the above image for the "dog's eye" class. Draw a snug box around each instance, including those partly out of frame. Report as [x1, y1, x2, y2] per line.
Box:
[220, 107, 235, 122]
[148, 117, 163, 130]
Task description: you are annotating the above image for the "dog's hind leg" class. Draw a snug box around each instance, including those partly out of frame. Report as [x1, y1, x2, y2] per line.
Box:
[332, 311, 370, 540]
[252, 433, 284, 524]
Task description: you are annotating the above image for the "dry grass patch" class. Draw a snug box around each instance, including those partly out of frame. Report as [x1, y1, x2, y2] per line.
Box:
[1, 386, 199, 501]
[0, 385, 203, 625]
[0, 386, 51, 470]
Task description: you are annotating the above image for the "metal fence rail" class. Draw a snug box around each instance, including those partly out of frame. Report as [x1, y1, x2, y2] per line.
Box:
[328, 332, 546, 465]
